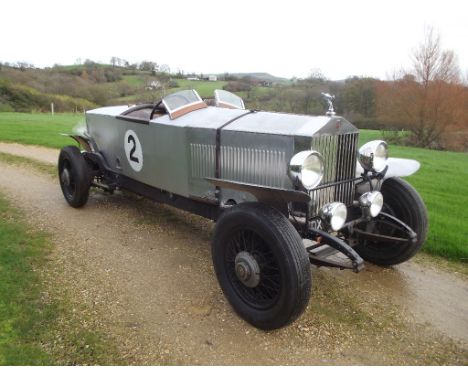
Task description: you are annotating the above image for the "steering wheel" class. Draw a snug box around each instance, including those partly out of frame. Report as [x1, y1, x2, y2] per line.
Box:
[150, 101, 163, 120]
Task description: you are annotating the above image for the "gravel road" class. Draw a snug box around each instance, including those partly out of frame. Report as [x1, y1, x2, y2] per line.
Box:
[0, 142, 58, 165]
[0, 143, 467, 365]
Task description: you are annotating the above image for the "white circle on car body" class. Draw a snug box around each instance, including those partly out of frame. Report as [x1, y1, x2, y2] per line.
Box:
[124, 130, 143, 172]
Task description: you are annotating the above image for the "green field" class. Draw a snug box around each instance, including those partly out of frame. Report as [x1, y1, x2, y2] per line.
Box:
[0, 113, 84, 149]
[121, 74, 146, 87]
[0, 112, 466, 263]
[170, 79, 228, 97]
[0, 194, 54, 364]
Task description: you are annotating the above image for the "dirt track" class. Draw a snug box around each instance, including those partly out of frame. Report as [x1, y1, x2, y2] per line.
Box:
[0, 144, 467, 365]
[0, 142, 58, 165]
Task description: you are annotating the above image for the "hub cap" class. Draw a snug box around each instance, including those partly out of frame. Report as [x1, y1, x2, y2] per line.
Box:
[59, 160, 76, 200]
[235, 251, 261, 288]
[61, 168, 71, 187]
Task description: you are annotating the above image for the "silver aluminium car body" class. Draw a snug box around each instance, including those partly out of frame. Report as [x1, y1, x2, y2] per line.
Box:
[84, 95, 418, 217]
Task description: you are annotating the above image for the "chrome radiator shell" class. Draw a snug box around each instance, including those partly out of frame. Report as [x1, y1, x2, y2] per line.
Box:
[309, 132, 359, 216]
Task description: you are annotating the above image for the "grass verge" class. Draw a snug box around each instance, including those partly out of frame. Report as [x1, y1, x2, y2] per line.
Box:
[0, 194, 54, 364]
[0, 112, 83, 149]
[0, 193, 122, 365]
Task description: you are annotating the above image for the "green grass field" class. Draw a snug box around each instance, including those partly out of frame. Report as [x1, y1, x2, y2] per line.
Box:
[0, 195, 54, 364]
[121, 74, 146, 87]
[0, 113, 84, 149]
[0, 112, 466, 263]
[171, 79, 228, 97]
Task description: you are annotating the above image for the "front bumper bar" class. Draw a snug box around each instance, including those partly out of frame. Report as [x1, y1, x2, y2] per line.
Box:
[305, 212, 417, 273]
[306, 228, 365, 272]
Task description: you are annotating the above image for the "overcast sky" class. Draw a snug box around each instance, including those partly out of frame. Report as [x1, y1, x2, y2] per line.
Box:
[1, 0, 467, 80]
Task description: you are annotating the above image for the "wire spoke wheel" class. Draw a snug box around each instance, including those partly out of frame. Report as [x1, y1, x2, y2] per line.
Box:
[225, 229, 281, 310]
[212, 203, 311, 330]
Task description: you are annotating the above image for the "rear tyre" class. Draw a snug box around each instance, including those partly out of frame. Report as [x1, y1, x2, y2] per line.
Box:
[356, 177, 428, 266]
[58, 146, 91, 208]
[212, 203, 311, 330]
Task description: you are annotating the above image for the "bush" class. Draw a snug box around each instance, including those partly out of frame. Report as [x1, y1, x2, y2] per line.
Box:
[223, 81, 252, 92]
[0, 102, 14, 112]
[350, 117, 387, 130]
[168, 80, 179, 88]
[0, 80, 96, 112]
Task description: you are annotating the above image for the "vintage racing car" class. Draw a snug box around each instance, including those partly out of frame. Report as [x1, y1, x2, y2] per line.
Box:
[58, 89, 428, 330]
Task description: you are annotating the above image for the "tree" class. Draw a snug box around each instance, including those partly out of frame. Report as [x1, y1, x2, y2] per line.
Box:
[308, 68, 327, 83]
[138, 61, 159, 73]
[159, 64, 170, 74]
[376, 27, 465, 148]
[341, 77, 378, 119]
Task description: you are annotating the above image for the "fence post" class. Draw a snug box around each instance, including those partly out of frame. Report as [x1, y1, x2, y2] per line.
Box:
[51, 102, 54, 116]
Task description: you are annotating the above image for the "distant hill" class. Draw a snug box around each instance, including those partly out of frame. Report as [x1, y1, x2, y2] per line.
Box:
[225, 72, 289, 83]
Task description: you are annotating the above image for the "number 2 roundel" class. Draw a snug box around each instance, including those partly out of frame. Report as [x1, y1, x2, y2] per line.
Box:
[124, 130, 143, 172]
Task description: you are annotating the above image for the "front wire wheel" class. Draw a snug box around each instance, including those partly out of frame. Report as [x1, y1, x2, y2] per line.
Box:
[225, 229, 281, 310]
[212, 202, 311, 330]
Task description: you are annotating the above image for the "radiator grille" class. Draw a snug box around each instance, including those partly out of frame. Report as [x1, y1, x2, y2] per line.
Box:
[309, 133, 359, 216]
[221, 146, 286, 188]
[190, 144, 287, 188]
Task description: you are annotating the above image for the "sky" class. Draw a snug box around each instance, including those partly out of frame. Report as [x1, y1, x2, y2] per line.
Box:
[1, 0, 467, 80]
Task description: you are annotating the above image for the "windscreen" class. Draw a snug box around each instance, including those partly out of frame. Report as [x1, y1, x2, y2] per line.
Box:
[162, 90, 202, 112]
[214, 89, 245, 109]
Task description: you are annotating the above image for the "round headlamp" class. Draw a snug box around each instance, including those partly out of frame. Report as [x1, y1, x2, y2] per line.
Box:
[359, 191, 384, 217]
[289, 150, 324, 190]
[319, 202, 348, 231]
[358, 140, 388, 173]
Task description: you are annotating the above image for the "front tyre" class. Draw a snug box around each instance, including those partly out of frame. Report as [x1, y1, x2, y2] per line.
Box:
[212, 203, 311, 330]
[58, 146, 91, 208]
[356, 177, 428, 266]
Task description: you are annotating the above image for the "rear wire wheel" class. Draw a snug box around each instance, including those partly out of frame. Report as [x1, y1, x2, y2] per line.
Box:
[58, 146, 91, 208]
[212, 203, 311, 330]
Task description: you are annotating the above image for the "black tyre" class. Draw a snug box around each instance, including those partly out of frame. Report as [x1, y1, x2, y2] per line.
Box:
[212, 202, 311, 330]
[58, 146, 91, 208]
[356, 177, 428, 266]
